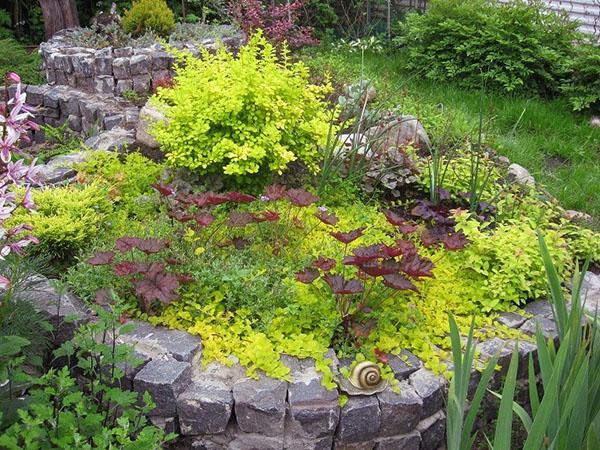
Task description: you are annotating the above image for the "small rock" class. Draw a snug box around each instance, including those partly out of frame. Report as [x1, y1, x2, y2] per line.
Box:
[177, 381, 233, 435]
[496, 311, 527, 329]
[590, 116, 600, 128]
[374, 430, 421, 450]
[524, 300, 554, 318]
[564, 210, 593, 222]
[233, 374, 288, 437]
[387, 350, 423, 381]
[416, 411, 445, 450]
[367, 115, 431, 152]
[408, 369, 444, 419]
[335, 395, 381, 444]
[520, 316, 558, 339]
[136, 102, 167, 149]
[376, 382, 422, 436]
[508, 163, 535, 187]
[581, 271, 600, 315]
[84, 127, 135, 152]
[133, 358, 191, 416]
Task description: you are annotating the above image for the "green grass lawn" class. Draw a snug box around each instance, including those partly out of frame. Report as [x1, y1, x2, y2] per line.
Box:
[302, 47, 600, 218]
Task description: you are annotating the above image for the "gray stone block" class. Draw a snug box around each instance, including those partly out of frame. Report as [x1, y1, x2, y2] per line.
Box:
[65, 96, 80, 116]
[25, 85, 49, 106]
[388, 350, 423, 381]
[524, 300, 554, 318]
[152, 51, 174, 70]
[374, 431, 421, 450]
[408, 369, 444, 419]
[54, 54, 72, 73]
[80, 101, 100, 123]
[476, 337, 513, 368]
[233, 375, 288, 437]
[113, 57, 131, 79]
[130, 54, 150, 76]
[115, 320, 202, 362]
[116, 79, 133, 95]
[133, 358, 191, 416]
[177, 381, 233, 435]
[44, 89, 60, 108]
[103, 114, 124, 130]
[376, 382, 422, 437]
[46, 69, 56, 84]
[285, 366, 339, 442]
[94, 75, 115, 95]
[520, 316, 558, 339]
[228, 433, 283, 450]
[75, 76, 94, 91]
[94, 56, 114, 76]
[149, 416, 179, 435]
[497, 311, 527, 328]
[114, 47, 133, 58]
[415, 411, 445, 450]
[336, 395, 381, 444]
[71, 54, 94, 77]
[133, 74, 151, 93]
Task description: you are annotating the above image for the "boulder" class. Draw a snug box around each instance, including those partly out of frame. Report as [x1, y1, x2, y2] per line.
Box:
[84, 127, 135, 152]
[366, 116, 431, 152]
[136, 102, 166, 149]
[508, 163, 535, 187]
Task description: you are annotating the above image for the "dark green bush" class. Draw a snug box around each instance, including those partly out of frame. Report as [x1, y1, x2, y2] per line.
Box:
[0, 39, 43, 85]
[401, 0, 579, 95]
[561, 42, 600, 112]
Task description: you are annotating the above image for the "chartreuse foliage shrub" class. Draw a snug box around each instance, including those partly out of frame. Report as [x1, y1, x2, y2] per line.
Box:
[8, 183, 111, 260]
[401, 0, 578, 94]
[123, 0, 175, 36]
[150, 32, 333, 181]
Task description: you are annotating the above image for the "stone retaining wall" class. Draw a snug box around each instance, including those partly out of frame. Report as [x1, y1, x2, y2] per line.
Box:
[18, 271, 600, 450]
[39, 29, 244, 97]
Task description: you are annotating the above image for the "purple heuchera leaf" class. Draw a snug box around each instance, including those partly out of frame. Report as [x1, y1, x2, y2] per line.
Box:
[194, 213, 215, 227]
[296, 267, 320, 284]
[263, 184, 287, 201]
[192, 191, 230, 207]
[86, 251, 115, 266]
[330, 227, 365, 245]
[115, 236, 143, 252]
[228, 211, 257, 227]
[285, 188, 319, 207]
[227, 192, 256, 203]
[132, 263, 179, 311]
[315, 210, 339, 226]
[400, 254, 435, 279]
[151, 183, 175, 197]
[113, 261, 149, 276]
[136, 238, 167, 254]
[383, 273, 417, 291]
[257, 210, 280, 222]
[313, 256, 336, 271]
[359, 259, 401, 277]
[343, 244, 384, 265]
[323, 274, 364, 295]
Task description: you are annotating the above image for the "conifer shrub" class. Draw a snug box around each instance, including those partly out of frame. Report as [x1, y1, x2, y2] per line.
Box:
[123, 0, 175, 36]
[150, 32, 334, 182]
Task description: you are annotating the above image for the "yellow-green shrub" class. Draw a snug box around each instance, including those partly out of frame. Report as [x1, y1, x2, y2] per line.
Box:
[123, 0, 175, 36]
[150, 32, 333, 180]
[8, 183, 111, 260]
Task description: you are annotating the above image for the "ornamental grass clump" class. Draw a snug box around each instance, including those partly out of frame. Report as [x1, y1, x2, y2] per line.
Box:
[150, 32, 333, 181]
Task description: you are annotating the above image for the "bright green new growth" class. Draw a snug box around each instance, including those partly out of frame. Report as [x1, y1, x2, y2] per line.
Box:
[123, 0, 175, 36]
[151, 32, 334, 179]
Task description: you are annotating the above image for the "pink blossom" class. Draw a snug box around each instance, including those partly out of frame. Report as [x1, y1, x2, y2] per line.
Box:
[6, 72, 21, 84]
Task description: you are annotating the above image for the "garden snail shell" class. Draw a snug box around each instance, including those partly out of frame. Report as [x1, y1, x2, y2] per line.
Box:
[348, 361, 383, 390]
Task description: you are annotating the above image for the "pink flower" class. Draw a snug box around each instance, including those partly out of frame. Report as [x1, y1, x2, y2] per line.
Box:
[6, 72, 20, 84]
[21, 185, 35, 210]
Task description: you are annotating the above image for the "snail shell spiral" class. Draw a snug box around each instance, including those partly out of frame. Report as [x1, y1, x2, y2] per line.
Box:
[348, 361, 382, 390]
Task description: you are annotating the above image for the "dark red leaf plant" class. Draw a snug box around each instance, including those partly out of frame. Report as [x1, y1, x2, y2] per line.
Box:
[87, 236, 188, 314]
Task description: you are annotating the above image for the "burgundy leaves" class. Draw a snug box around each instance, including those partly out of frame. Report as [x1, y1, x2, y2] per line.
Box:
[323, 274, 364, 295]
[330, 227, 365, 244]
[86, 235, 188, 313]
[284, 188, 319, 207]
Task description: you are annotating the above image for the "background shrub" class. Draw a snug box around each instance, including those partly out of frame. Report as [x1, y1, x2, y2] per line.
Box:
[0, 39, 43, 85]
[560, 42, 600, 112]
[401, 0, 578, 95]
[151, 32, 333, 182]
[123, 0, 175, 36]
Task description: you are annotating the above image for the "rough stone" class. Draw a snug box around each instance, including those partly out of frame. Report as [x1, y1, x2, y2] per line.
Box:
[233, 375, 288, 437]
[416, 411, 445, 450]
[94, 75, 114, 95]
[37, 151, 91, 185]
[336, 395, 381, 444]
[12, 275, 91, 344]
[408, 369, 444, 419]
[113, 57, 131, 79]
[367, 115, 431, 152]
[376, 382, 422, 437]
[68, 114, 82, 132]
[44, 88, 60, 108]
[152, 51, 174, 70]
[582, 271, 600, 315]
[476, 337, 513, 368]
[117, 320, 202, 363]
[508, 163, 535, 187]
[116, 79, 133, 95]
[136, 102, 166, 149]
[524, 300, 554, 318]
[177, 381, 233, 435]
[374, 431, 421, 450]
[590, 116, 600, 128]
[54, 54, 72, 73]
[94, 56, 113, 76]
[520, 316, 558, 339]
[228, 433, 283, 450]
[132, 74, 151, 94]
[387, 350, 423, 381]
[114, 47, 133, 58]
[84, 127, 135, 152]
[149, 416, 179, 435]
[496, 311, 527, 328]
[285, 362, 340, 443]
[71, 54, 94, 77]
[133, 358, 191, 416]
[564, 209, 593, 223]
[129, 54, 150, 76]
[103, 114, 124, 130]
[25, 85, 49, 106]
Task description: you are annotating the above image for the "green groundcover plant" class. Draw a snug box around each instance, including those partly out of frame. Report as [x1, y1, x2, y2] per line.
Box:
[122, 0, 175, 36]
[150, 31, 334, 183]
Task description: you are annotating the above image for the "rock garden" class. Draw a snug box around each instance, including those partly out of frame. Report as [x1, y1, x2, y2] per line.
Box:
[1, 1, 599, 450]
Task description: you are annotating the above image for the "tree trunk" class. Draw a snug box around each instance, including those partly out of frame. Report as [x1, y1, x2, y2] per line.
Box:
[39, 0, 80, 39]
